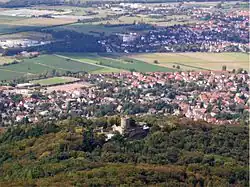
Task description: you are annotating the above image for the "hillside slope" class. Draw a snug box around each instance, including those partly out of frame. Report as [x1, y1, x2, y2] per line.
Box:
[0, 116, 248, 186]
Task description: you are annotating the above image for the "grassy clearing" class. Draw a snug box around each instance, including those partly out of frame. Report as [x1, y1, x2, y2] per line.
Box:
[30, 76, 79, 86]
[129, 52, 249, 71]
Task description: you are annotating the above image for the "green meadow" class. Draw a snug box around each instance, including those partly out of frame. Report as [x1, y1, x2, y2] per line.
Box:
[0, 54, 102, 81]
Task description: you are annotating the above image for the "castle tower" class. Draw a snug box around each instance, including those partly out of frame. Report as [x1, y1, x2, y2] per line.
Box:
[121, 116, 130, 130]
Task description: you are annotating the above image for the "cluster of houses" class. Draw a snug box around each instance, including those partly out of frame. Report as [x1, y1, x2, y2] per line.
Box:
[0, 70, 249, 126]
[103, 3, 249, 53]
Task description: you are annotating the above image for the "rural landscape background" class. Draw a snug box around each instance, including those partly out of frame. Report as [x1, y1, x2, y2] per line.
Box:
[0, 0, 248, 84]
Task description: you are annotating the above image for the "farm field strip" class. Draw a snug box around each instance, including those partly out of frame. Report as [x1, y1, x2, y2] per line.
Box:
[35, 55, 102, 72]
[50, 23, 137, 36]
[0, 69, 25, 81]
[32, 61, 75, 72]
[55, 54, 112, 69]
[0, 54, 103, 81]
[59, 53, 174, 72]
[129, 52, 249, 71]
[3, 18, 77, 26]
[0, 15, 28, 24]
[0, 31, 52, 40]
[173, 63, 210, 71]
[0, 67, 35, 75]
[0, 20, 77, 35]
[55, 54, 121, 73]
[0, 24, 39, 35]
[0, 52, 247, 81]
[1, 59, 54, 74]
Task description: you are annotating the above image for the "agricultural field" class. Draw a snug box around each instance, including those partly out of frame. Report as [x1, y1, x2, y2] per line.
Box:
[0, 16, 38, 34]
[59, 53, 174, 72]
[0, 24, 38, 35]
[4, 17, 76, 26]
[0, 31, 52, 40]
[129, 52, 249, 71]
[50, 23, 131, 36]
[0, 55, 103, 81]
[0, 52, 247, 82]
[0, 69, 25, 81]
[95, 14, 200, 27]
[0, 2, 204, 35]
[0, 9, 77, 35]
[30, 76, 79, 86]
[0, 15, 27, 24]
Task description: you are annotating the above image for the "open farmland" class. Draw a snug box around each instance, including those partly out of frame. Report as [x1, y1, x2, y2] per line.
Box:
[0, 15, 27, 24]
[4, 18, 76, 26]
[95, 14, 200, 27]
[0, 18, 76, 35]
[0, 11, 77, 35]
[0, 69, 25, 81]
[0, 16, 38, 34]
[50, 23, 138, 36]
[0, 31, 52, 40]
[0, 55, 102, 81]
[59, 53, 174, 72]
[128, 52, 249, 71]
[30, 76, 79, 86]
[0, 24, 38, 35]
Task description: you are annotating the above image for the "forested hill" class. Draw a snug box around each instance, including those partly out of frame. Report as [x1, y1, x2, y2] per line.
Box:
[0, 115, 248, 186]
[0, 0, 246, 8]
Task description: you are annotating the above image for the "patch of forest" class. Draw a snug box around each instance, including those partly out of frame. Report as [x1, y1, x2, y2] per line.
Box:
[0, 115, 248, 186]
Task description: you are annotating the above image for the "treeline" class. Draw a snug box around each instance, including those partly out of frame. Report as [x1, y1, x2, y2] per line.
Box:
[0, 115, 248, 186]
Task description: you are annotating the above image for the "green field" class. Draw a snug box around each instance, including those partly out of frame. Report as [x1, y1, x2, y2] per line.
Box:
[0, 15, 28, 24]
[0, 69, 26, 81]
[30, 76, 78, 86]
[0, 55, 102, 81]
[59, 53, 174, 72]
[0, 24, 39, 34]
[49, 23, 143, 36]
[0, 52, 247, 82]
[0, 15, 36, 34]
[129, 52, 249, 71]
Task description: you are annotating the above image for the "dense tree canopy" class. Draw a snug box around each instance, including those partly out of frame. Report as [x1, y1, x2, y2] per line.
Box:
[0, 115, 248, 186]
